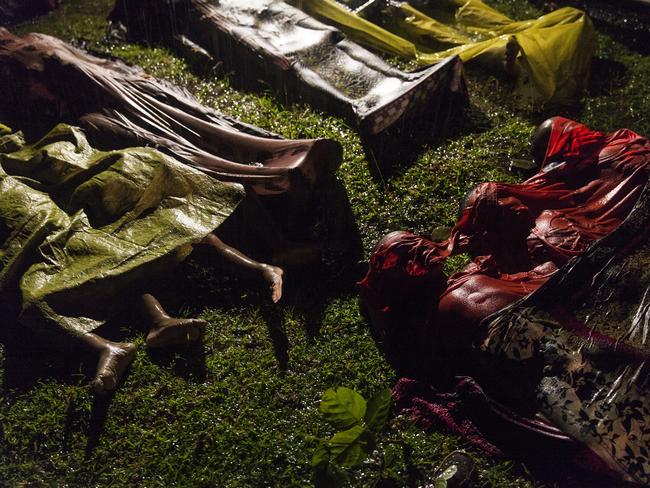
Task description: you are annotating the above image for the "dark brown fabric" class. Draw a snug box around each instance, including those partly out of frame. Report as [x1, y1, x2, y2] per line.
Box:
[0, 28, 342, 196]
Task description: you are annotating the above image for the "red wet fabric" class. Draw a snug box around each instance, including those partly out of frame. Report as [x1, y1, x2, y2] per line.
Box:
[358, 117, 649, 341]
[358, 117, 650, 473]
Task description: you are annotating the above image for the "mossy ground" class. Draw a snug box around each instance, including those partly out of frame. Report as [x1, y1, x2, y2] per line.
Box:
[1, 0, 649, 486]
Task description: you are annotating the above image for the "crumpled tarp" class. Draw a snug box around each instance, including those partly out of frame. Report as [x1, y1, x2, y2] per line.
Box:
[0, 123, 244, 337]
[358, 117, 650, 483]
[294, 0, 596, 103]
[109, 0, 468, 141]
[0, 28, 343, 197]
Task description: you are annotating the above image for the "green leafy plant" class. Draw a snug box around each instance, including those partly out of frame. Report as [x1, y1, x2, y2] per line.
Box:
[312, 387, 391, 487]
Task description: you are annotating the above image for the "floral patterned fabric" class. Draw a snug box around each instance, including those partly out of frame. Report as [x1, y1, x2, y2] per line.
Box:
[477, 184, 650, 484]
[360, 118, 650, 483]
[480, 305, 650, 484]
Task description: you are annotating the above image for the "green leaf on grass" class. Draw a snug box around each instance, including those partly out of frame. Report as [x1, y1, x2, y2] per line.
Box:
[439, 464, 458, 481]
[312, 440, 330, 468]
[320, 387, 367, 429]
[329, 424, 367, 467]
[364, 388, 391, 433]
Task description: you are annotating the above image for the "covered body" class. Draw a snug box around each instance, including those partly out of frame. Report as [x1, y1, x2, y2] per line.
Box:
[296, 0, 596, 103]
[358, 117, 650, 483]
[0, 123, 243, 337]
[110, 0, 467, 140]
[0, 29, 342, 196]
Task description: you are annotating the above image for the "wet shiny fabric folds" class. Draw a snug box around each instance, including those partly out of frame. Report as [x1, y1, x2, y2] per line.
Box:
[479, 179, 650, 483]
[0, 28, 342, 196]
[110, 0, 467, 139]
[0, 124, 243, 337]
[360, 117, 649, 325]
[358, 117, 650, 483]
[294, 0, 596, 103]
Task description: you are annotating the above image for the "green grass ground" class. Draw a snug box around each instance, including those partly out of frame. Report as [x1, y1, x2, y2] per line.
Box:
[1, 0, 649, 486]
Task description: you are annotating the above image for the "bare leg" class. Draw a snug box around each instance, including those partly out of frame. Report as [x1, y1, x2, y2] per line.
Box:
[79, 333, 136, 396]
[142, 293, 208, 348]
[202, 233, 284, 303]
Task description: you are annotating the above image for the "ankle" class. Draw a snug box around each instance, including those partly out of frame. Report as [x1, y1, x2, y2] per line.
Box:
[141, 294, 172, 327]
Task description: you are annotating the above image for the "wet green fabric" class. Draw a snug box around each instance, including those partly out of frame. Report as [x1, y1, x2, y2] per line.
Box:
[0, 124, 244, 336]
[293, 0, 596, 103]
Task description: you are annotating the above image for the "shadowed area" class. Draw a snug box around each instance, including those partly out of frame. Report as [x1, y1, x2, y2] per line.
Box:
[1, 0, 650, 486]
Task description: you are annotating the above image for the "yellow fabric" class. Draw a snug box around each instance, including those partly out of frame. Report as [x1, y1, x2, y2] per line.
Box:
[391, 3, 471, 48]
[294, 0, 596, 103]
[291, 0, 418, 59]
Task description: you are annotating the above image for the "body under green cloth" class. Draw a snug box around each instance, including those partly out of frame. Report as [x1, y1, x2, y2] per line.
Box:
[0, 124, 244, 338]
[293, 0, 596, 104]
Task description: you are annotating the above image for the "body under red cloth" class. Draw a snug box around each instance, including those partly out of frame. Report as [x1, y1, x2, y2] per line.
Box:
[358, 116, 650, 482]
[359, 117, 649, 364]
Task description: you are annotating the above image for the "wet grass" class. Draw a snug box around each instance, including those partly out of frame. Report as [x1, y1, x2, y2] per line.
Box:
[2, 0, 650, 486]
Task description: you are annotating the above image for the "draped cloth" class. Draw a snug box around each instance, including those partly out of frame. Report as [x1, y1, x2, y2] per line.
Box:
[359, 117, 649, 330]
[0, 28, 342, 196]
[109, 0, 467, 140]
[294, 0, 596, 103]
[358, 117, 650, 483]
[0, 123, 243, 338]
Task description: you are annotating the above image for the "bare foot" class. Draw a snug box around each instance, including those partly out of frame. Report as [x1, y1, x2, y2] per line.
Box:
[145, 317, 207, 348]
[261, 264, 284, 303]
[93, 341, 136, 396]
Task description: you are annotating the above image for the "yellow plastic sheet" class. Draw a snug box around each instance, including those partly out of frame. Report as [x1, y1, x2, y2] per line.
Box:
[291, 0, 418, 59]
[293, 0, 596, 103]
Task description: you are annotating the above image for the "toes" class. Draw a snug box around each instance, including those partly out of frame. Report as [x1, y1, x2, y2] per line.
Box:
[187, 319, 207, 341]
[187, 326, 201, 342]
[191, 319, 208, 329]
[271, 283, 282, 303]
[194, 320, 207, 338]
